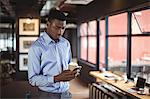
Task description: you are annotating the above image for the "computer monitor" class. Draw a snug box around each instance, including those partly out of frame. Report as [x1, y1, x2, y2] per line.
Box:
[136, 77, 146, 89]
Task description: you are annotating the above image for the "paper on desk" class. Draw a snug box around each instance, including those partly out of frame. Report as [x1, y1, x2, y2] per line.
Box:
[103, 73, 120, 80]
[127, 88, 137, 93]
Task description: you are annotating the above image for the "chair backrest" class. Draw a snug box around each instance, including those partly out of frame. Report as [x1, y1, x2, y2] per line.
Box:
[89, 83, 117, 99]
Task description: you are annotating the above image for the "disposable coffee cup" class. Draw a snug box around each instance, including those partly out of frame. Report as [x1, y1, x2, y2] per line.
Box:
[69, 62, 81, 71]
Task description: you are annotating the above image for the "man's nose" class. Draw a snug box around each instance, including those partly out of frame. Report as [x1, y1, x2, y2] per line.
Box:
[57, 29, 62, 35]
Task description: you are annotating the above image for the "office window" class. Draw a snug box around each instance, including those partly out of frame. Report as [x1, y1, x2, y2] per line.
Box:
[131, 9, 150, 84]
[80, 23, 87, 36]
[131, 37, 150, 83]
[88, 37, 96, 63]
[79, 20, 97, 64]
[99, 20, 105, 68]
[0, 33, 16, 52]
[88, 20, 96, 35]
[108, 12, 127, 73]
[109, 13, 127, 35]
[80, 37, 87, 60]
[108, 37, 127, 72]
[87, 20, 96, 64]
[80, 23, 87, 60]
[132, 9, 150, 34]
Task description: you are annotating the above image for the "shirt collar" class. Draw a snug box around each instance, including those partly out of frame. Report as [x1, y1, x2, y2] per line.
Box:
[43, 31, 63, 45]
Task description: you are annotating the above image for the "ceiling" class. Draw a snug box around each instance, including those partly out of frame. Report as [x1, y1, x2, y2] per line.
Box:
[0, 0, 149, 23]
[0, 0, 47, 21]
[0, 0, 78, 23]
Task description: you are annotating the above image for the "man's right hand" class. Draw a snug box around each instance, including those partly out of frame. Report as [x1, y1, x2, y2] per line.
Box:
[54, 70, 76, 82]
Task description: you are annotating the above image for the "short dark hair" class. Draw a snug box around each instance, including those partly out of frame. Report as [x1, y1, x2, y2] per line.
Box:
[48, 8, 67, 21]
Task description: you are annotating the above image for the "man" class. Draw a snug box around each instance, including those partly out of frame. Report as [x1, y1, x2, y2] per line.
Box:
[28, 8, 77, 99]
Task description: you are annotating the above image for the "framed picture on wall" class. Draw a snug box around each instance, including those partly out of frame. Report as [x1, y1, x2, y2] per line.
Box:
[19, 18, 39, 35]
[19, 37, 38, 53]
[19, 54, 28, 71]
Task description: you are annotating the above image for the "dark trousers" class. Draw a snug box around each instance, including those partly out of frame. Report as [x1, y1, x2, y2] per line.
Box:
[38, 90, 72, 99]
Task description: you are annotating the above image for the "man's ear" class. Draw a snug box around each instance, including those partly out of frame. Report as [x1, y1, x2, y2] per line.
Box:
[47, 21, 50, 26]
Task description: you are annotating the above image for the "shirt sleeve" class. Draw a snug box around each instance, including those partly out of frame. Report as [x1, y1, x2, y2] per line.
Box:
[28, 45, 54, 87]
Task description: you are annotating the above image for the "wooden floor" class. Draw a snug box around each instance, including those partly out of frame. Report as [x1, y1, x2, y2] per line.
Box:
[69, 78, 89, 99]
[1, 77, 89, 99]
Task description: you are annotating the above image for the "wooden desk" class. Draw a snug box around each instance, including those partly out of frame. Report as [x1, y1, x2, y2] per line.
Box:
[90, 71, 150, 99]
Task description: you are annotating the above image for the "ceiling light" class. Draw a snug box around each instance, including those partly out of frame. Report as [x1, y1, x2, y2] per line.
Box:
[66, 23, 77, 29]
[64, 0, 93, 5]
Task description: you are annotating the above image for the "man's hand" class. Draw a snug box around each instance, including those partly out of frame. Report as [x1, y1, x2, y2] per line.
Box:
[54, 70, 77, 82]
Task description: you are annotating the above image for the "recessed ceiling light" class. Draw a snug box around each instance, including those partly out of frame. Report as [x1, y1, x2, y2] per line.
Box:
[64, 0, 93, 5]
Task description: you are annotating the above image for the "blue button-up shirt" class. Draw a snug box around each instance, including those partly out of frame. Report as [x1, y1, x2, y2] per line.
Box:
[28, 32, 72, 93]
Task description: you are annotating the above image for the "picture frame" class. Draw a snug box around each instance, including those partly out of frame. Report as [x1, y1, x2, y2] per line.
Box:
[19, 37, 38, 53]
[19, 18, 39, 35]
[19, 54, 28, 71]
